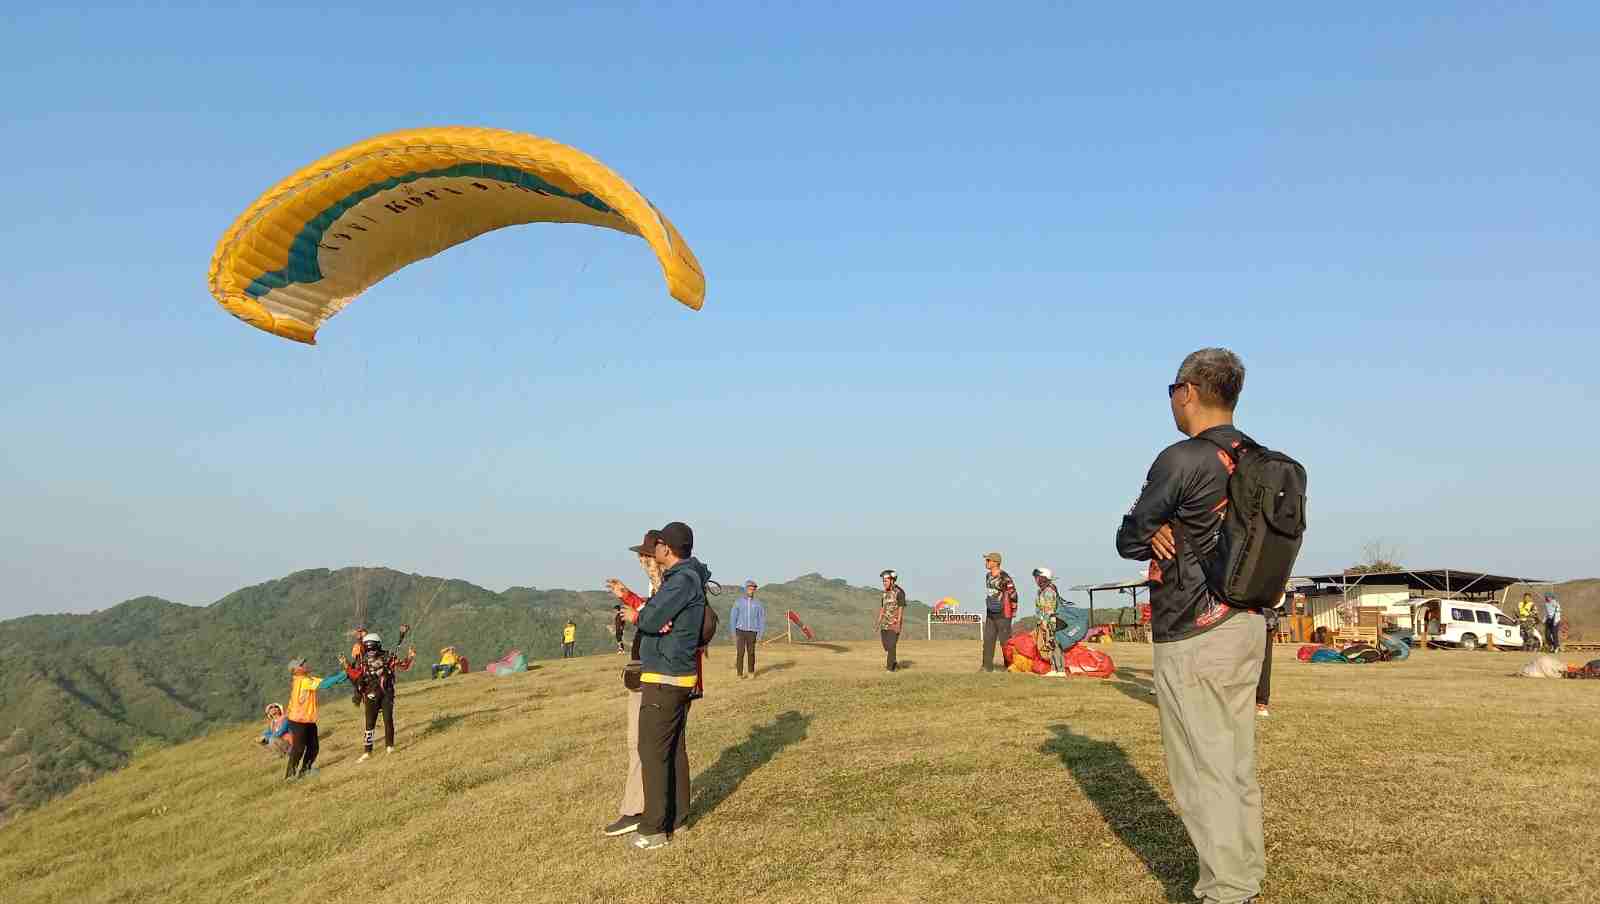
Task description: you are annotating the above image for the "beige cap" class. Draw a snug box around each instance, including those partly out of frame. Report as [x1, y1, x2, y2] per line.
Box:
[984, 552, 1002, 564]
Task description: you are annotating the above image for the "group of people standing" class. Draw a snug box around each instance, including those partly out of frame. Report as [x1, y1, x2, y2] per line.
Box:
[261, 629, 416, 779]
[1519, 591, 1564, 652]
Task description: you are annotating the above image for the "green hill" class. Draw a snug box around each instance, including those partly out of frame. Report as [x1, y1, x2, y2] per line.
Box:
[2, 640, 1595, 904]
[0, 568, 935, 823]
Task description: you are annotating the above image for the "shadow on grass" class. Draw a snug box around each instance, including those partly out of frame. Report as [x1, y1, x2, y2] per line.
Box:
[1041, 723, 1195, 903]
[418, 705, 515, 740]
[800, 643, 849, 654]
[757, 661, 796, 677]
[688, 710, 812, 825]
[1110, 668, 1158, 708]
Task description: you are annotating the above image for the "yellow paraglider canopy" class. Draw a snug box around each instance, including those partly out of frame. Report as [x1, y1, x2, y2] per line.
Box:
[207, 126, 705, 344]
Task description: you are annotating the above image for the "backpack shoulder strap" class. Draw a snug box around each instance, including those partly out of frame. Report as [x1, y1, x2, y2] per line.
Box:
[1197, 432, 1257, 464]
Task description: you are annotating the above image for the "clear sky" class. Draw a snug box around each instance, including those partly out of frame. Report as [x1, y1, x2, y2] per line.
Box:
[2, 3, 1596, 619]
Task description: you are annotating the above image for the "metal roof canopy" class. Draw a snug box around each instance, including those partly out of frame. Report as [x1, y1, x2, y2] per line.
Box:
[1067, 578, 1150, 625]
[1293, 568, 1549, 600]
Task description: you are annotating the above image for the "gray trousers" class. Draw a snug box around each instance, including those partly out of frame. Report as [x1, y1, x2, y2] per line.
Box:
[1153, 611, 1266, 904]
[982, 615, 1012, 671]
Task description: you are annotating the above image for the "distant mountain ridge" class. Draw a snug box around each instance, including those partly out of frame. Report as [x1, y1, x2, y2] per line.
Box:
[0, 567, 932, 823]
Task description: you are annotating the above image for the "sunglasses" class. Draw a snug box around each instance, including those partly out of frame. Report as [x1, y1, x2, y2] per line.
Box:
[1167, 382, 1188, 398]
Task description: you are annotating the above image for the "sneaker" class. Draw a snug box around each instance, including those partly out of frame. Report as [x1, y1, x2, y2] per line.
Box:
[1047, 671, 1066, 678]
[604, 815, 641, 837]
[632, 832, 670, 850]
[1256, 704, 1270, 718]
[357, 752, 371, 763]
[386, 746, 394, 755]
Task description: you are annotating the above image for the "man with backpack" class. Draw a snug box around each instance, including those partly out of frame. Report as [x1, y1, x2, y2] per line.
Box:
[981, 553, 1018, 672]
[1116, 348, 1306, 904]
[877, 569, 907, 672]
[620, 521, 712, 850]
[342, 632, 416, 762]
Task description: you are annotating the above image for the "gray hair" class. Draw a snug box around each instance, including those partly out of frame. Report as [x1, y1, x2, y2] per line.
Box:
[1176, 348, 1245, 409]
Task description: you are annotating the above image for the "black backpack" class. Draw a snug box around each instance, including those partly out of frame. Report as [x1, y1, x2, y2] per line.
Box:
[1199, 434, 1308, 609]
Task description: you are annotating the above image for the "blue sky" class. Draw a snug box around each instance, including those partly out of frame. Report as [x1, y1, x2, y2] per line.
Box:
[2, 3, 1596, 618]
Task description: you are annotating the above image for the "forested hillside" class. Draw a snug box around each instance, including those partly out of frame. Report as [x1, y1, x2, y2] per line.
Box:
[0, 568, 926, 822]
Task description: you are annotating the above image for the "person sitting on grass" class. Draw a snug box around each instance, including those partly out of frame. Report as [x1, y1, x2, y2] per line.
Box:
[432, 646, 460, 679]
[258, 702, 291, 755]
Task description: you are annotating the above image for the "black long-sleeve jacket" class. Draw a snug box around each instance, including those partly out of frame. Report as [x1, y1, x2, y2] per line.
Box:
[1116, 425, 1247, 643]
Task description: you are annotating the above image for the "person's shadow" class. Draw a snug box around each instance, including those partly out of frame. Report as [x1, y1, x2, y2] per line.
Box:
[688, 710, 811, 825]
[757, 661, 797, 677]
[1040, 723, 1196, 902]
[1110, 667, 1158, 708]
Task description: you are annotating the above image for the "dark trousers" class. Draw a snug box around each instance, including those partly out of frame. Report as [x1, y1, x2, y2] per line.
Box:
[285, 720, 319, 777]
[735, 630, 758, 676]
[1548, 620, 1561, 652]
[638, 683, 692, 835]
[881, 629, 899, 670]
[432, 664, 455, 679]
[362, 691, 395, 751]
[982, 615, 1012, 671]
[1256, 621, 1273, 706]
[563, 642, 575, 657]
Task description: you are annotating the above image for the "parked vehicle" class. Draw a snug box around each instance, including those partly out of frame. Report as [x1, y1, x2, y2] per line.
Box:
[1415, 598, 1529, 651]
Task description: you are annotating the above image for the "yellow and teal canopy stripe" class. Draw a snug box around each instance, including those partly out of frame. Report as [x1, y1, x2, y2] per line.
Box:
[207, 126, 705, 344]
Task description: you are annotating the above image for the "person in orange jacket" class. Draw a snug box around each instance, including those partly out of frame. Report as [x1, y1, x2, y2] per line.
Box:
[282, 657, 349, 780]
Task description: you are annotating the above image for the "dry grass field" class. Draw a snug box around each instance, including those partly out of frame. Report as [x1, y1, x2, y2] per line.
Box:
[2, 637, 1597, 904]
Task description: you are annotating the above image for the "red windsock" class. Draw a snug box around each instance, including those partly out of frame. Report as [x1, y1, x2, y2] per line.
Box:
[786, 610, 817, 640]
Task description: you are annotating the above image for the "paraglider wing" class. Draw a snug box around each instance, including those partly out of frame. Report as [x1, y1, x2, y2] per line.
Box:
[207, 126, 705, 344]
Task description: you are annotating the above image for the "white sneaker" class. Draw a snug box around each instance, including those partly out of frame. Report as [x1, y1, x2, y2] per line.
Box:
[385, 746, 394, 755]
[357, 752, 371, 763]
[1256, 705, 1270, 719]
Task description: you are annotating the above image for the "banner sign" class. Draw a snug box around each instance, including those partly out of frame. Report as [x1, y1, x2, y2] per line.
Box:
[930, 612, 982, 624]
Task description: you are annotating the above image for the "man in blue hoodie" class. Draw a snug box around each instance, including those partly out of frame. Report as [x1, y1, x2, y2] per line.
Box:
[621, 520, 710, 850]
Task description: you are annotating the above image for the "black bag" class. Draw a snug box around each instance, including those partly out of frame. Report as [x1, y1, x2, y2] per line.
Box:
[700, 604, 719, 648]
[1200, 434, 1308, 609]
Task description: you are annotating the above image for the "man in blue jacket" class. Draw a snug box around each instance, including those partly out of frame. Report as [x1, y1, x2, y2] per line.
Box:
[621, 520, 710, 850]
[730, 579, 766, 678]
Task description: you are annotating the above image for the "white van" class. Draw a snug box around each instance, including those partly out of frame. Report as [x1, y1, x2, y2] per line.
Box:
[1415, 598, 1527, 651]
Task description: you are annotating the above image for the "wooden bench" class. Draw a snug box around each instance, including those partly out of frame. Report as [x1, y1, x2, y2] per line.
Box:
[1335, 626, 1379, 646]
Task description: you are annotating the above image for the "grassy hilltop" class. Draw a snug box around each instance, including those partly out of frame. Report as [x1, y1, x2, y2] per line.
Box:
[2, 638, 1596, 904]
[0, 569, 939, 822]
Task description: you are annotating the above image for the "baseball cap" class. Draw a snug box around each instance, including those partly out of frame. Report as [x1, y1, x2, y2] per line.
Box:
[1033, 567, 1054, 580]
[984, 551, 1003, 564]
[657, 521, 694, 557]
[286, 657, 307, 673]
